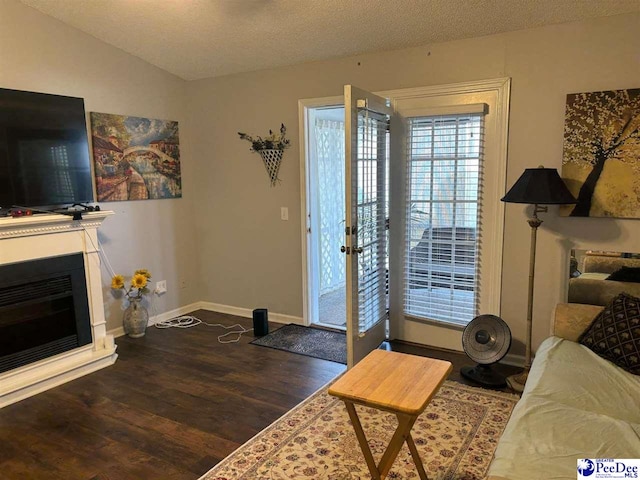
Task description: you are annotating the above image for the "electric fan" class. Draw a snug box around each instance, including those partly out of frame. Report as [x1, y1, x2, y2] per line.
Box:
[460, 314, 512, 388]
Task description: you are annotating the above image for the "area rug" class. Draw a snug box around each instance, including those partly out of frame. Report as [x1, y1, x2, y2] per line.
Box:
[250, 324, 346, 364]
[200, 380, 519, 480]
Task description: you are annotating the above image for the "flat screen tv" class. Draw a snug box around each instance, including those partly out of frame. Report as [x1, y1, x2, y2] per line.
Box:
[0, 87, 94, 209]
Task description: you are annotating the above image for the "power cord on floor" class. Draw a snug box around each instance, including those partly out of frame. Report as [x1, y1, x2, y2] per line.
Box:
[81, 227, 252, 344]
[154, 315, 253, 343]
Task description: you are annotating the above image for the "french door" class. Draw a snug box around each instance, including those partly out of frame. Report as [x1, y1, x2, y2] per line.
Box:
[344, 85, 392, 367]
[301, 79, 509, 364]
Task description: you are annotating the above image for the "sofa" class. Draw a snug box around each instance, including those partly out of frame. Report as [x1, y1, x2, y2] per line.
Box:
[568, 254, 640, 306]
[487, 302, 640, 480]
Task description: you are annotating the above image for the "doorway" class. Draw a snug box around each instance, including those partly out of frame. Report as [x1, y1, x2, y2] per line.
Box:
[301, 87, 392, 368]
[303, 104, 347, 330]
[300, 79, 510, 366]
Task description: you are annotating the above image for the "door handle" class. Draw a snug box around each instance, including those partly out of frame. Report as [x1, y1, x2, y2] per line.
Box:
[353, 246, 363, 254]
[340, 245, 350, 255]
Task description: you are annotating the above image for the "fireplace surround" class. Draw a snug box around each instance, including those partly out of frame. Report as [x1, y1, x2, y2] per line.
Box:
[0, 211, 117, 407]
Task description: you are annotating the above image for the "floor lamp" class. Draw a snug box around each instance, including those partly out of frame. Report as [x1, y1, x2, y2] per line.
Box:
[501, 166, 576, 393]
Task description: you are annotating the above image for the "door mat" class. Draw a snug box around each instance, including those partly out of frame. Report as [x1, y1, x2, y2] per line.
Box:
[250, 324, 346, 364]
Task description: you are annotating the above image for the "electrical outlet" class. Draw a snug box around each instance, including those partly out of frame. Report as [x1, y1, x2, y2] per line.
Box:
[155, 280, 167, 294]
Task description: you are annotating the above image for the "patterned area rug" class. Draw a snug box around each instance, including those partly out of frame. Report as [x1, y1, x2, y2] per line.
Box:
[250, 324, 346, 364]
[200, 380, 519, 480]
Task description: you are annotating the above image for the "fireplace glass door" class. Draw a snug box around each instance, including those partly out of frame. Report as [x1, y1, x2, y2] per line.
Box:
[0, 253, 92, 373]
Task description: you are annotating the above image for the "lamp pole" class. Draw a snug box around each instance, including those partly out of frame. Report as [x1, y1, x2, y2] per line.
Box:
[524, 205, 545, 369]
[508, 204, 545, 391]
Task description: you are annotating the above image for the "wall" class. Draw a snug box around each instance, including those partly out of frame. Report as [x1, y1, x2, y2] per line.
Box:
[187, 12, 640, 356]
[0, 0, 200, 331]
[2, 1, 638, 355]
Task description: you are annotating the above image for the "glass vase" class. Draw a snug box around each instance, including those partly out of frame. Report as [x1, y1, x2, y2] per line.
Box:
[123, 297, 149, 338]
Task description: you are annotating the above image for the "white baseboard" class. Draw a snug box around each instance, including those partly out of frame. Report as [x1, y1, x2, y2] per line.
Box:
[107, 301, 304, 338]
[198, 302, 305, 325]
[108, 301, 204, 338]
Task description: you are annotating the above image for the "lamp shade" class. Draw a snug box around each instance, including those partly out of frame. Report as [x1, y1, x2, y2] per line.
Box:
[501, 167, 576, 205]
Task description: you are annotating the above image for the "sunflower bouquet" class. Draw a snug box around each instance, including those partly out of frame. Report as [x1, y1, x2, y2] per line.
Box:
[111, 269, 152, 300]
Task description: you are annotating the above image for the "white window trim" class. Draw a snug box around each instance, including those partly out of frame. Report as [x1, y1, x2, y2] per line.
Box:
[384, 78, 510, 349]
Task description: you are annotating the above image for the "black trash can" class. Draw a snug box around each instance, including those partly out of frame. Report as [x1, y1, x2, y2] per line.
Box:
[252, 308, 269, 337]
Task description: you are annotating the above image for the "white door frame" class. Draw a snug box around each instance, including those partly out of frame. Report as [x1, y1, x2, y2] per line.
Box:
[298, 95, 344, 327]
[298, 78, 510, 337]
[384, 78, 510, 350]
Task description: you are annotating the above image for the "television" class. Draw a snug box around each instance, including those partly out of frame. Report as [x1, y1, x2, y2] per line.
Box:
[0, 87, 94, 209]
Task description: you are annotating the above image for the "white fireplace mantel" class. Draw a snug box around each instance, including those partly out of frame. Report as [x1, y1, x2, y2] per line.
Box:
[0, 211, 118, 408]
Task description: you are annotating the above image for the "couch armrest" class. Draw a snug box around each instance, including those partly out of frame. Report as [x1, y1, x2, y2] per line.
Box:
[583, 255, 640, 274]
[568, 277, 640, 306]
[553, 303, 603, 341]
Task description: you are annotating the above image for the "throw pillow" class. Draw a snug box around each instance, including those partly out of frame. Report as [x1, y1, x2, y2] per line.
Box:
[578, 293, 640, 375]
[606, 267, 640, 283]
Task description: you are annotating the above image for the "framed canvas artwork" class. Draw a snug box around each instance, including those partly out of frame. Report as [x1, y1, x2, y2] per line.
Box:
[561, 88, 640, 218]
[90, 112, 182, 202]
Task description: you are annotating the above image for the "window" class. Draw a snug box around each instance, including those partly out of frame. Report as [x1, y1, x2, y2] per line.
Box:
[403, 112, 484, 326]
[50, 145, 74, 201]
[354, 110, 389, 333]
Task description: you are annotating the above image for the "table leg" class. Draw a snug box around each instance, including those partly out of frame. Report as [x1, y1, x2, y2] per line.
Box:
[377, 413, 418, 479]
[344, 401, 380, 480]
[405, 430, 428, 480]
[343, 403, 428, 480]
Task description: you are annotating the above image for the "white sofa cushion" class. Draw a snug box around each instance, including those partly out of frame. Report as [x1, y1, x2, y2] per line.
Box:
[527, 336, 640, 422]
[488, 336, 640, 480]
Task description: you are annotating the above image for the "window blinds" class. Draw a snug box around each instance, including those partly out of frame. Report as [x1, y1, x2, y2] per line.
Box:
[354, 110, 388, 334]
[403, 112, 484, 326]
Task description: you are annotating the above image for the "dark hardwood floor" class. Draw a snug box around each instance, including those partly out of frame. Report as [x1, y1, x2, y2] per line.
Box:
[386, 339, 520, 393]
[0, 310, 519, 479]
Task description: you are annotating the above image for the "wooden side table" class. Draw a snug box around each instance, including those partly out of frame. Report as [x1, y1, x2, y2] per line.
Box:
[328, 350, 452, 480]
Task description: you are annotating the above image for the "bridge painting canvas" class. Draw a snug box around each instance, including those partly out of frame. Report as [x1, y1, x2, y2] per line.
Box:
[90, 112, 182, 202]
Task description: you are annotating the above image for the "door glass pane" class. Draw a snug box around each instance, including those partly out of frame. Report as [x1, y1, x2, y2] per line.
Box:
[404, 113, 484, 326]
[355, 110, 388, 334]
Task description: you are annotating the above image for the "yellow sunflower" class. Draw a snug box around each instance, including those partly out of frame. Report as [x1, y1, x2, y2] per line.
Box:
[131, 273, 148, 289]
[111, 274, 125, 290]
[134, 269, 152, 279]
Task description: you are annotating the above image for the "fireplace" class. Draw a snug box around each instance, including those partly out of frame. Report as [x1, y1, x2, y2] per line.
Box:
[0, 254, 93, 374]
[0, 211, 117, 407]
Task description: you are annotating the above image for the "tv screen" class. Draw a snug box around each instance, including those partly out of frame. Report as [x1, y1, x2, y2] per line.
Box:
[0, 88, 94, 209]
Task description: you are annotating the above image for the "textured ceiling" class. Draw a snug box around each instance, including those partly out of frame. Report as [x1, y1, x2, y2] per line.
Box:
[20, 0, 640, 81]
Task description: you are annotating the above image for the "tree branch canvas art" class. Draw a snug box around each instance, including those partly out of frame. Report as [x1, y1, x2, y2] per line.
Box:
[561, 88, 640, 218]
[90, 113, 182, 202]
